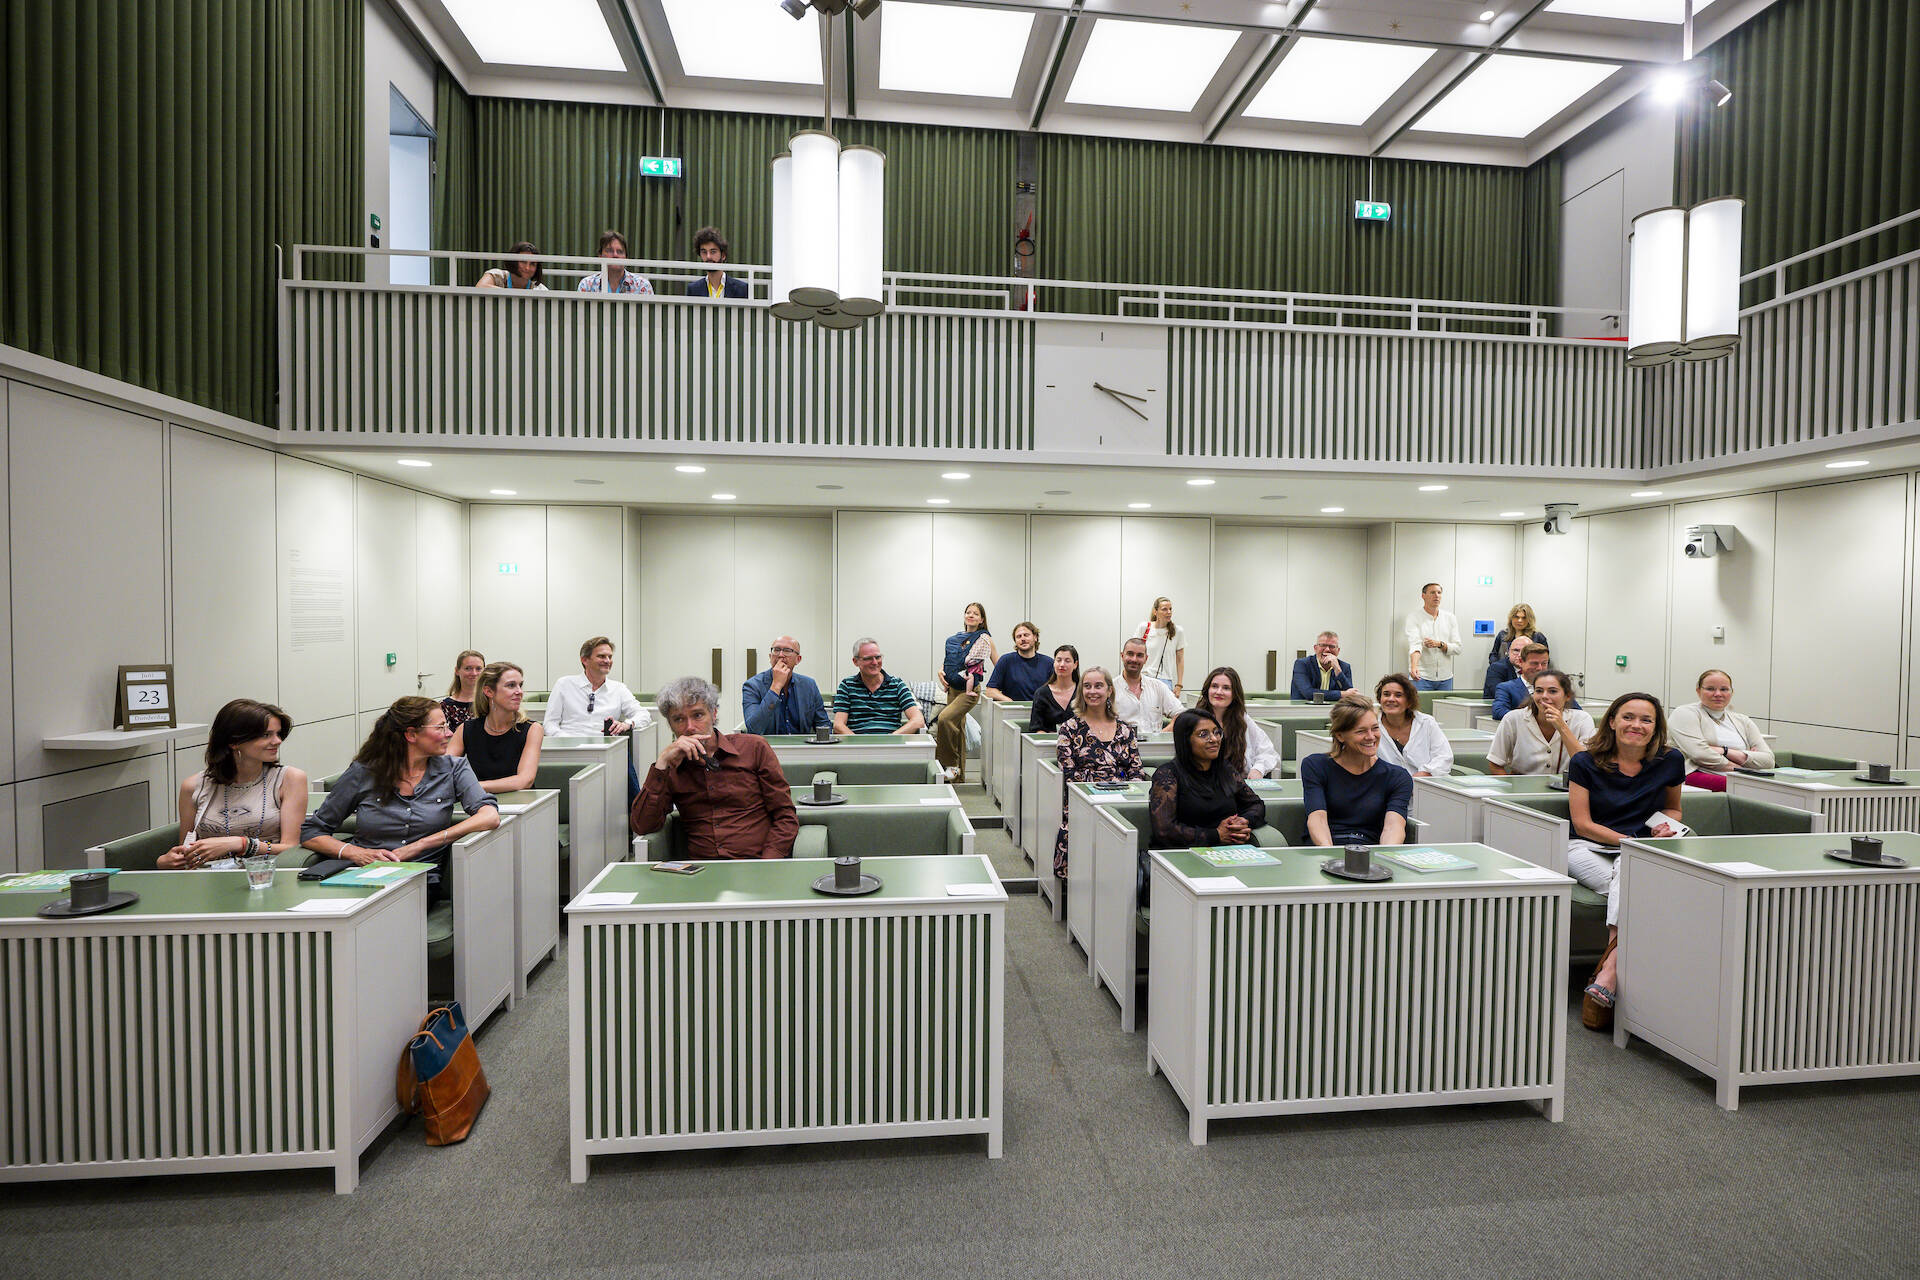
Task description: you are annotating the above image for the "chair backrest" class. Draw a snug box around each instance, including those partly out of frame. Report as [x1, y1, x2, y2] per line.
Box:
[1725, 794, 1821, 835]
[1109, 796, 1312, 851]
[532, 761, 586, 823]
[321, 771, 345, 791]
[790, 758, 943, 787]
[1495, 790, 1817, 838]
[96, 825, 180, 871]
[1501, 794, 1574, 821]
[1451, 750, 1492, 776]
[793, 806, 962, 859]
[1773, 749, 1857, 772]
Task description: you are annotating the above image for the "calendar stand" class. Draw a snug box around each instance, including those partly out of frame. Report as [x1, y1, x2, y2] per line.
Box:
[114, 664, 178, 730]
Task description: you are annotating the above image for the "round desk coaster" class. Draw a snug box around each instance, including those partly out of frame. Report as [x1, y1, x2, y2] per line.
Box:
[37, 890, 140, 919]
[1319, 859, 1392, 883]
[1823, 849, 1911, 869]
[1851, 775, 1907, 786]
[806, 737, 839, 746]
[812, 873, 883, 896]
[796, 795, 847, 807]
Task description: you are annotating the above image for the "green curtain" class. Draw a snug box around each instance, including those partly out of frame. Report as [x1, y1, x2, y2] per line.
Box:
[1681, 0, 1919, 297]
[432, 66, 477, 285]
[1, 0, 361, 426]
[460, 101, 1012, 284]
[1035, 135, 1559, 318]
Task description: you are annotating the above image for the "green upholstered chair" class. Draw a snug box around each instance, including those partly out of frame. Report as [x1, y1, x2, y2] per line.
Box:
[533, 760, 587, 886]
[1481, 791, 1820, 961]
[633, 802, 967, 862]
[1770, 749, 1857, 771]
[87, 824, 311, 871]
[1450, 750, 1492, 777]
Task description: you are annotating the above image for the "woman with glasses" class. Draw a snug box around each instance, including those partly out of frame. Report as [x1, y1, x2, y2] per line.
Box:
[1148, 708, 1265, 851]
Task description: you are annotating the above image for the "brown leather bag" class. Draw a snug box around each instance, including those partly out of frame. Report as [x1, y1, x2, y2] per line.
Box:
[396, 1002, 491, 1145]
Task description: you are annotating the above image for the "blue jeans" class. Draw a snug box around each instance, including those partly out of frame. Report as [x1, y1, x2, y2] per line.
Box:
[1414, 677, 1454, 691]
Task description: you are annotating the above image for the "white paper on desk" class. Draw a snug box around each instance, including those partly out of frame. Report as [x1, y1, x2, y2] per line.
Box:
[1188, 876, 1247, 890]
[1799, 782, 1838, 790]
[1455, 788, 1506, 798]
[497, 803, 530, 815]
[1714, 861, 1775, 876]
[574, 891, 638, 907]
[918, 797, 960, 806]
[1499, 866, 1562, 881]
[1087, 792, 1132, 804]
[945, 883, 999, 898]
[286, 898, 356, 914]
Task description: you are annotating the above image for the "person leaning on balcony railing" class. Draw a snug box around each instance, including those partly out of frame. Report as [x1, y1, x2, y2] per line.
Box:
[577, 229, 655, 296]
[475, 241, 547, 290]
[687, 226, 749, 299]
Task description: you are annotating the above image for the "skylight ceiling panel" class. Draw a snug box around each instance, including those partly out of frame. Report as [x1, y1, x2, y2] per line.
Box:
[443, 0, 625, 71]
[662, 0, 822, 84]
[1243, 35, 1438, 127]
[1413, 52, 1620, 138]
[879, 2, 1035, 98]
[1545, 0, 1722, 22]
[1064, 18, 1242, 114]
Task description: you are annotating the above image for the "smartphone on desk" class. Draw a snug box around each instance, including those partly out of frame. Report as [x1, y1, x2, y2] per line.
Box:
[652, 861, 703, 875]
[1093, 781, 1131, 791]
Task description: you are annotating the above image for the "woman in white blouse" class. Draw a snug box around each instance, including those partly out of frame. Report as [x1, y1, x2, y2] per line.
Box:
[1201, 666, 1278, 780]
[1487, 668, 1595, 775]
[1136, 596, 1186, 698]
[1373, 674, 1453, 776]
[1667, 668, 1775, 792]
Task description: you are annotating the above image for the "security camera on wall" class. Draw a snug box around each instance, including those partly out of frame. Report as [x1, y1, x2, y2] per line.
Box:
[1543, 503, 1578, 535]
[1684, 523, 1734, 558]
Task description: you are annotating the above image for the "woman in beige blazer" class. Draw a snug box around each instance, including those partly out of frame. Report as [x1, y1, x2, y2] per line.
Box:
[1667, 669, 1775, 791]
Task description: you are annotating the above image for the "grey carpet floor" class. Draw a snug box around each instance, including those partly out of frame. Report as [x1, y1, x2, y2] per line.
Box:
[5, 823, 1918, 1279]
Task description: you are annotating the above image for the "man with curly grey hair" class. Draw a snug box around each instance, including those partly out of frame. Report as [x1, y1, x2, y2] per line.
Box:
[630, 676, 799, 860]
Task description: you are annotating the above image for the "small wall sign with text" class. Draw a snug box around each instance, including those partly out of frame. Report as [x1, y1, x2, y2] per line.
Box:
[115, 665, 177, 730]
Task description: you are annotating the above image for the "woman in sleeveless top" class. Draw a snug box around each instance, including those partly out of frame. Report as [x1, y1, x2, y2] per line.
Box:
[160, 699, 309, 868]
[441, 649, 485, 734]
[452, 661, 545, 792]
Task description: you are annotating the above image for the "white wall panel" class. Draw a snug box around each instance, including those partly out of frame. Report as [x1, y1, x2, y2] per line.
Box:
[734, 516, 833, 706]
[1668, 493, 1776, 716]
[1120, 517, 1210, 686]
[284, 714, 362, 784]
[12, 756, 171, 871]
[931, 514, 1027, 666]
[547, 506, 625, 691]
[414, 493, 468, 700]
[468, 504, 549, 686]
[0, 785, 14, 873]
[355, 477, 418, 712]
[1519, 519, 1590, 696]
[1027, 516, 1123, 676]
[638, 514, 735, 704]
[1773, 476, 1908, 735]
[276, 457, 356, 727]
[169, 429, 278, 732]
[1453, 524, 1519, 694]
[1583, 507, 1671, 705]
[9, 385, 167, 783]
[1765, 721, 1888, 770]
[1364, 523, 1394, 687]
[1289, 528, 1370, 686]
[1212, 526, 1288, 690]
[835, 512, 933, 687]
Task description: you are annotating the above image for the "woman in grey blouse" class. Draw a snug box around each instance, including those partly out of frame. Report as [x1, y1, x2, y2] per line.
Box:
[302, 696, 499, 899]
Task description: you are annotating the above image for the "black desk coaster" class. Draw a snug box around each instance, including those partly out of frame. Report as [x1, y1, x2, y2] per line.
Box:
[812, 873, 882, 896]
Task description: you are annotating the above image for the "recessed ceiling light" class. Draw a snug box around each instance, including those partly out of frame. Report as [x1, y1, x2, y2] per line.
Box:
[397, 458, 431, 468]
[1500, 510, 1527, 518]
[711, 493, 737, 501]
[574, 478, 604, 486]
[1320, 506, 1345, 514]
[816, 483, 844, 490]
[880, 2, 1033, 98]
[489, 489, 517, 496]
[1186, 478, 1216, 487]
[442, 0, 624, 71]
[1479, 9, 1497, 20]
[1128, 502, 1152, 509]
[1418, 484, 1449, 492]
[926, 497, 951, 505]
[1630, 490, 1663, 497]
[1045, 489, 1071, 496]
[1825, 459, 1870, 470]
[1415, 53, 1619, 138]
[661, 0, 820, 83]
[1244, 36, 1436, 127]
[1261, 494, 1287, 501]
[941, 471, 971, 480]
[1066, 18, 1240, 113]
[674, 464, 707, 474]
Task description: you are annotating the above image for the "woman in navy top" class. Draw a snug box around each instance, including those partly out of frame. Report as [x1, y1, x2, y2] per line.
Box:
[1300, 691, 1413, 847]
[1566, 692, 1686, 1031]
[933, 602, 996, 783]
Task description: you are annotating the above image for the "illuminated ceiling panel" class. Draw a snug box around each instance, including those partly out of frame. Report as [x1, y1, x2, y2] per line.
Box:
[1243, 36, 1437, 127]
[1065, 18, 1240, 113]
[662, 0, 822, 84]
[1413, 52, 1619, 138]
[879, 3, 1035, 98]
[442, 0, 624, 71]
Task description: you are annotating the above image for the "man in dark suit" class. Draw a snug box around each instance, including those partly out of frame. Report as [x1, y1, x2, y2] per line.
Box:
[687, 226, 749, 299]
[1289, 631, 1354, 701]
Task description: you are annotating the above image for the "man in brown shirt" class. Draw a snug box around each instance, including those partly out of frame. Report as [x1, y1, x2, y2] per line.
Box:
[630, 676, 798, 860]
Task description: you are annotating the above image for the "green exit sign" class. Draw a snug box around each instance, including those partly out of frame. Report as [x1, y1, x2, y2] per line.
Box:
[498, 562, 519, 575]
[1354, 201, 1392, 222]
[640, 156, 683, 178]
[1476, 575, 1494, 587]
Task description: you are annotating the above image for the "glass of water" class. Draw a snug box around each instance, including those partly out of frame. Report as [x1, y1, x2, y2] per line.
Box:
[243, 854, 275, 891]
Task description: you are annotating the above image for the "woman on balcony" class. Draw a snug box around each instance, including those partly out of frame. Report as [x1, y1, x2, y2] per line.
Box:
[475, 242, 547, 290]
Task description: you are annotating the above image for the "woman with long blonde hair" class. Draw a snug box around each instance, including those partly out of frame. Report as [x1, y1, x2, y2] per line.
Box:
[452, 661, 546, 793]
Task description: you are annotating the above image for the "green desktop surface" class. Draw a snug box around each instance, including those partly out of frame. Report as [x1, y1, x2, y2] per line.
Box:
[1634, 830, 1920, 874]
[577, 854, 999, 907]
[0, 868, 406, 920]
[1155, 843, 1553, 892]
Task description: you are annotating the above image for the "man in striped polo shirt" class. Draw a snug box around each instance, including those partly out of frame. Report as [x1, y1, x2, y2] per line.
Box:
[832, 637, 927, 736]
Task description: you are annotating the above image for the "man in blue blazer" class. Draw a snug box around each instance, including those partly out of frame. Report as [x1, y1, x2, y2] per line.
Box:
[741, 635, 831, 736]
[1490, 643, 1581, 719]
[687, 226, 750, 299]
[1289, 631, 1354, 701]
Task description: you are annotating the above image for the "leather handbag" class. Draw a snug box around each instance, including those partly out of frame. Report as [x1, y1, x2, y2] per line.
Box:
[396, 1002, 490, 1145]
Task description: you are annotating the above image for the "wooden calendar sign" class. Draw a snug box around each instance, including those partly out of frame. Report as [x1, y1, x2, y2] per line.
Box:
[115, 665, 178, 730]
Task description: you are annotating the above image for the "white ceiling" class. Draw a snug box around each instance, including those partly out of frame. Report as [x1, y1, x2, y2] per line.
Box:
[402, 0, 1780, 167]
[293, 438, 1920, 524]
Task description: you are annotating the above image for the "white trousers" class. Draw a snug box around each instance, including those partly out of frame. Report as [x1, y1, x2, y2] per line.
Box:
[1564, 839, 1621, 927]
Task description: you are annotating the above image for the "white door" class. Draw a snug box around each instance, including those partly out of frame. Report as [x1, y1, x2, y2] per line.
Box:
[638, 515, 737, 723]
[734, 516, 834, 725]
[1212, 525, 1289, 690]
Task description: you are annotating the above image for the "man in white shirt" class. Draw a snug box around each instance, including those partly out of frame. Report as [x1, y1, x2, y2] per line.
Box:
[544, 636, 654, 737]
[1114, 636, 1180, 736]
[1404, 583, 1463, 691]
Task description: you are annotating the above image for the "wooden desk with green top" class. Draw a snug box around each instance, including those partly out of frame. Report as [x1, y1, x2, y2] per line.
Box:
[1412, 774, 1580, 844]
[1432, 698, 1494, 730]
[1616, 830, 1920, 1109]
[762, 734, 936, 769]
[1251, 704, 1339, 761]
[566, 854, 1006, 1180]
[1021, 731, 1175, 865]
[491, 788, 562, 997]
[1724, 768, 1920, 831]
[1147, 843, 1571, 1144]
[788, 782, 960, 812]
[543, 735, 633, 888]
[0, 866, 429, 1193]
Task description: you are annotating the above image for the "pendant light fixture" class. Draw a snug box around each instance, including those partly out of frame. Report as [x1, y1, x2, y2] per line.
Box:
[768, 1, 886, 329]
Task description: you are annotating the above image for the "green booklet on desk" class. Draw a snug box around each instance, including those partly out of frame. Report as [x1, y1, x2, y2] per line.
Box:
[1376, 847, 1477, 873]
[1193, 847, 1281, 867]
[0, 868, 122, 892]
[322, 862, 434, 888]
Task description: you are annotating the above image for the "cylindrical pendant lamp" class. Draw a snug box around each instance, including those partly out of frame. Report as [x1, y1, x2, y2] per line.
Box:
[836, 145, 886, 317]
[788, 131, 841, 308]
[768, 153, 813, 322]
[1627, 206, 1687, 366]
[1681, 196, 1743, 358]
